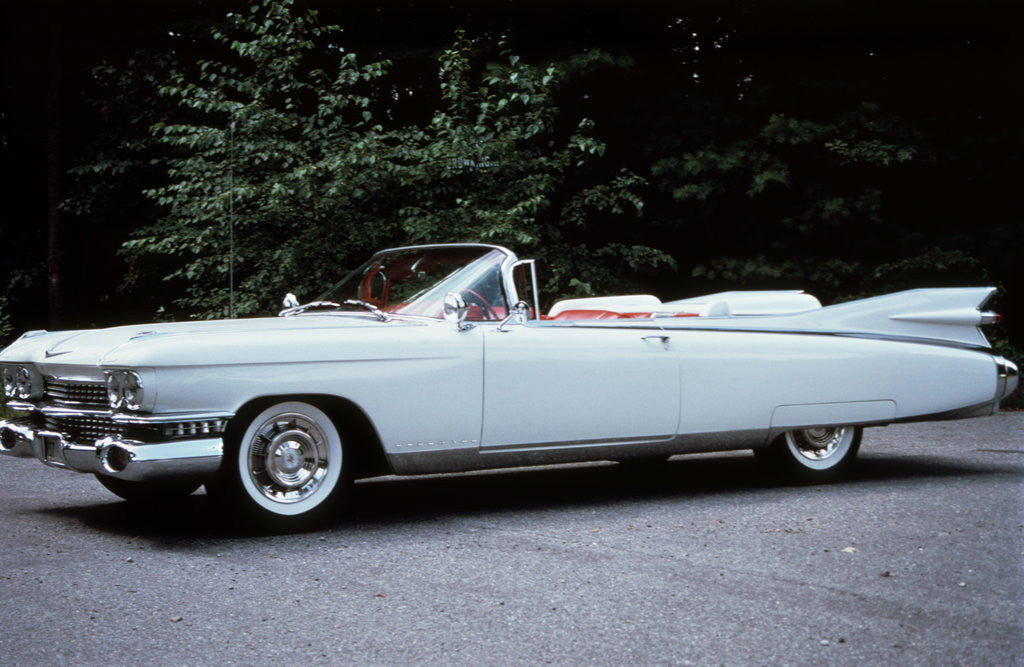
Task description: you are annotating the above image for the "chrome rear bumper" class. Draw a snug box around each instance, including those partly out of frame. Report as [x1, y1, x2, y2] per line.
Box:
[0, 417, 222, 482]
[995, 356, 1019, 400]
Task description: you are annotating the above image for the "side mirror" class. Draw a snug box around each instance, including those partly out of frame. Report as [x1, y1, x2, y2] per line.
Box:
[283, 293, 299, 309]
[443, 292, 474, 331]
[497, 300, 530, 332]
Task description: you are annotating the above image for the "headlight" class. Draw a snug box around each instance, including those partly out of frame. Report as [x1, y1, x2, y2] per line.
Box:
[106, 372, 124, 409]
[122, 371, 144, 410]
[106, 370, 145, 411]
[3, 365, 37, 400]
[2, 366, 16, 398]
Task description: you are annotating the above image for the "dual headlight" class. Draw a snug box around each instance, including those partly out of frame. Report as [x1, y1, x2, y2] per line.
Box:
[106, 370, 144, 410]
[2, 365, 39, 401]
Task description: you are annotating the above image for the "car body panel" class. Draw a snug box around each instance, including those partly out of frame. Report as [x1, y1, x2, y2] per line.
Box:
[481, 323, 680, 449]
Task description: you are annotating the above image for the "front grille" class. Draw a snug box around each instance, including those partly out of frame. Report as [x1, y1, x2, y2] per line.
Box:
[45, 379, 107, 409]
[44, 415, 162, 444]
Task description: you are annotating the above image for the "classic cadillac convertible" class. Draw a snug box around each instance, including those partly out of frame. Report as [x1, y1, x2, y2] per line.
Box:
[0, 243, 1018, 526]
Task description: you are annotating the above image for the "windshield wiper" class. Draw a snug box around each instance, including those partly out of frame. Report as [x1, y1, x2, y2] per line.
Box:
[278, 301, 342, 317]
[344, 299, 391, 322]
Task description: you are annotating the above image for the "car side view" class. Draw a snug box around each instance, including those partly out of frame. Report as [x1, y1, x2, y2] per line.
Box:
[1, 243, 1018, 527]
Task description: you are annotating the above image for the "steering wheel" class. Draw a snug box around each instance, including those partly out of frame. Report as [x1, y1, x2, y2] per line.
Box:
[460, 289, 499, 321]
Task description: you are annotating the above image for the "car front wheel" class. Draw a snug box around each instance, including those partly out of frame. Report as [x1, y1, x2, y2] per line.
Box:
[209, 401, 349, 528]
[756, 425, 862, 481]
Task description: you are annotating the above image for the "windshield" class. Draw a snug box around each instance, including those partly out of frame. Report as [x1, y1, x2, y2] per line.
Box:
[317, 246, 511, 321]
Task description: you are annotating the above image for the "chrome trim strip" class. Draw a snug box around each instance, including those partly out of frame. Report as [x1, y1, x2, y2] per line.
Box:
[388, 430, 770, 475]
[39, 405, 112, 418]
[12, 403, 234, 424]
[111, 411, 235, 425]
[480, 434, 674, 454]
[558, 322, 997, 353]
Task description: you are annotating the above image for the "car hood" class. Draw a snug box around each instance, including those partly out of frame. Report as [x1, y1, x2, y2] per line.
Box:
[0, 314, 412, 367]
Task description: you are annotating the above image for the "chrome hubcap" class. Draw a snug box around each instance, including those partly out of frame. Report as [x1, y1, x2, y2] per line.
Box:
[248, 414, 329, 504]
[789, 427, 845, 461]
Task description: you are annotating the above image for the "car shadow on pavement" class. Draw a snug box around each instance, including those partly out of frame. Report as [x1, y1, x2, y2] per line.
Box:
[33, 449, 1021, 540]
[348, 452, 1020, 524]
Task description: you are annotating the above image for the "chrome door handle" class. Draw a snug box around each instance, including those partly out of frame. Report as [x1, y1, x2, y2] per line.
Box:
[641, 335, 670, 346]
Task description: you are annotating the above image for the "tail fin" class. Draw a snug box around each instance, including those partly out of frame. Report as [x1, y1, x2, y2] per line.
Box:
[799, 287, 998, 348]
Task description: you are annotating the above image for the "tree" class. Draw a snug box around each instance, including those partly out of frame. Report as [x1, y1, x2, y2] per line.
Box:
[121, 1, 669, 318]
[389, 30, 670, 300]
[127, 0, 396, 319]
[650, 101, 967, 301]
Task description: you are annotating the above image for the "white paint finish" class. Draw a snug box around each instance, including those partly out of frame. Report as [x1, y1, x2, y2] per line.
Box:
[658, 287, 996, 349]
[770, 400, 897, 429]
[665, 290, 823, 315]
[674, 330, 998, 435]
[0, 243, 1007, 475]
[147, 321, 486, 455]
[481, 324, 680, 447]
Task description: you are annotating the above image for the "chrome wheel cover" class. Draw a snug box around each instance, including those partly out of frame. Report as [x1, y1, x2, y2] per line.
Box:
[784, 426, 855, 470]
[246, 412, 330, 504]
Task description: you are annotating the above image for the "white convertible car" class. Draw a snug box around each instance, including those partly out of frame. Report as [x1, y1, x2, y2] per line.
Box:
[0, 243, 1017, 526]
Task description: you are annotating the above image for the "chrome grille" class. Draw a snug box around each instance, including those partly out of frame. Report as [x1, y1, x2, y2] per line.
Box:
[46, 414, 118, 441]
[44, 415, 162, 443]
[45, 379, 108, 408]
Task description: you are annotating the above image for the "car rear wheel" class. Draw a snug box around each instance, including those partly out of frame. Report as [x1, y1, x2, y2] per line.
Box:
[756, 425, 862, 481]
[208, 401, 349, 528]
[95, 474, 201, 502]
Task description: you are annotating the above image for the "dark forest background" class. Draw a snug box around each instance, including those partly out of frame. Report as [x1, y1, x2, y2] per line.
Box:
[1, 0, 1021, 356]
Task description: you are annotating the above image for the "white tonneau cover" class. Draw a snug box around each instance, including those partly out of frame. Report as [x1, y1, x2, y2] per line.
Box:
[548, 291, 822, 318]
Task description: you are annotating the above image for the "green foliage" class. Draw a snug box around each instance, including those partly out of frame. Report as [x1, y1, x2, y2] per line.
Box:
[655, 103, 921, 239]
[652, 101, 937, 303]
[0, 297, 12, 346]
[101, 2, 666, 318]
[391, 31, 666, 300]
[48, 1, 1017, 354]
[127, 0, 398, 319]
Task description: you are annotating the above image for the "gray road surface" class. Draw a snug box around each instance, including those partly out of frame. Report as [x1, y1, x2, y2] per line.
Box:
[0, 413, 1021, 665]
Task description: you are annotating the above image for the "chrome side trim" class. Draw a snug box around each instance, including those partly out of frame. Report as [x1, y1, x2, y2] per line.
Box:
[539, 319, 1000, 353]
[387, 430, 769, 475]
[111, 411, 235, 425]
[480, 434, 675, 455]
[566, 323, 999, 353]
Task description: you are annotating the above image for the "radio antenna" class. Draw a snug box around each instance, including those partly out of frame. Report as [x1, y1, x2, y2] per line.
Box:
[228, 112, 235, 319]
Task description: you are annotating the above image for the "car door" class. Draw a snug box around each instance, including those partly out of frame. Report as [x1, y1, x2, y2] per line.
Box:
[480, 322, 681, 451]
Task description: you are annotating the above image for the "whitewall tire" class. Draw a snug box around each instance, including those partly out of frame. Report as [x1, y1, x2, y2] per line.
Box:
[214, 401, 349, 526]
[757, 426, 862, 481]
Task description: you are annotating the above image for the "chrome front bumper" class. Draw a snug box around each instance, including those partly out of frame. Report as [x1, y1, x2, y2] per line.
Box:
[0, 417, 223, 482]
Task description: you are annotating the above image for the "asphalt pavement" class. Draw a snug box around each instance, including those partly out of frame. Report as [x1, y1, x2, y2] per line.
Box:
[0, 413, 1021, 665]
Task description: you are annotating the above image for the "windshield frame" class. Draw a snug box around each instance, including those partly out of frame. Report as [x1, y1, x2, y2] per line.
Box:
[313, 243, 521, 321]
